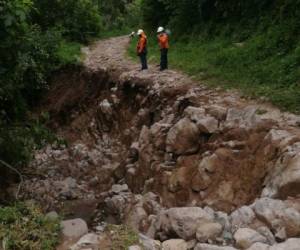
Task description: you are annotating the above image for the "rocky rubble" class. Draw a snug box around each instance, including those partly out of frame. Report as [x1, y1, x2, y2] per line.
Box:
[17, 37, 300, 249]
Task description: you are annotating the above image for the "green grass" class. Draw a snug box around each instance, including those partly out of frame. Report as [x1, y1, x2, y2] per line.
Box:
[107, 224, 140, 250]
[0, 203, 61, 250]
[128, 35, 300, 113]
[56, 40, 82, 66]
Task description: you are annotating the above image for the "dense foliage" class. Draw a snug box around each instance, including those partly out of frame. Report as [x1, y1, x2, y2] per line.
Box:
[0, 1, 135, 189]
[141, 0, 300, 40]
[0, 203, 60, 249]
[138, 0, 300, 112]
[0, 0, 135, 170]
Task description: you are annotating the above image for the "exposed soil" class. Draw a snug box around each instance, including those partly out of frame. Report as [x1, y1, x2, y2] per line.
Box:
[15, 36, 300, 249]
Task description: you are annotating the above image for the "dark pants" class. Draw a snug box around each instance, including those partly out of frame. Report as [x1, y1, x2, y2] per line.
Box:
[139, 50, 148, 70]
[160, 48, 168, 70]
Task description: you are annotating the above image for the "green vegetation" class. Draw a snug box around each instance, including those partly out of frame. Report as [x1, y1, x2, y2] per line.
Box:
[133, 0, 300, 113]
[0, 202, 61, 250]
[0, 0, 100, 169]
[128, 35, 300, 112]
[0, 0, 140, 171]
[107, 224, 140, 250]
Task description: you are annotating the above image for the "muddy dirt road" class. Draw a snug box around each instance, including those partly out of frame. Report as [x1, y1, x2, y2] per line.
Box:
[19, 36, 300, 249]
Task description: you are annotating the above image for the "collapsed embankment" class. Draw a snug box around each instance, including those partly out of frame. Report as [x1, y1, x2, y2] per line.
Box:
[16, 37, 300, 249]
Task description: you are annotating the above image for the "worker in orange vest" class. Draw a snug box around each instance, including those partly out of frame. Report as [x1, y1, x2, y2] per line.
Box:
[157, 27, 169, 71]
[136, 29, 148, 70]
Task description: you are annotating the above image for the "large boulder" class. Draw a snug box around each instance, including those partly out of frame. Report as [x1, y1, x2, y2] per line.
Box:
[263, 149, 300, 199]
[155, 207, 214, 240]
[162, 239, 188, 250]
[166, 118, 200, 155]
[184, 106, 206, 122]
[261, 138, 300, 198]
[256, 227, 276, 245]
[150, 123, 171, 151]
[253, 198, 300, 238]
[276, 154, 300, 198]
[205, 105, 228, 121]
[234, 228, 268, 249]
[184, 106, 219, 133]
[61, 219, 88, 241]
[196, 222, 223, 243]
[198, 153, 220, 174]
[196, 116, 219, 134]
[230, 206, 256, 230]
[224, 107, 261, 129]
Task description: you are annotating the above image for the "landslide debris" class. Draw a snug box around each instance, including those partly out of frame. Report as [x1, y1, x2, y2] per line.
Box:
[15, 37, 300, 250]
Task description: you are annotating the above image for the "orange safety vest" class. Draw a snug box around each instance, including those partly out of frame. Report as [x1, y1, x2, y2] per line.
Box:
[137, 33, 147, 54]
[158, 33, 169, 49]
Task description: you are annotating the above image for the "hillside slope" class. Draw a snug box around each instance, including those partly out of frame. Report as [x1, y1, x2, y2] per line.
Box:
[14, 36, 300, 249]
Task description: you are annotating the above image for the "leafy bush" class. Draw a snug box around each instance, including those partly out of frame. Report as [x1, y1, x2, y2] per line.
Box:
[0, 0, 102, 168]
[32, 0, 103, 42]
[0, 203, 61, 250]
[99, 0, 142, 32]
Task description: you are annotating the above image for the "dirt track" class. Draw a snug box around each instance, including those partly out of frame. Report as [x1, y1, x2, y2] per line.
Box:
[84, 36, 299, 127]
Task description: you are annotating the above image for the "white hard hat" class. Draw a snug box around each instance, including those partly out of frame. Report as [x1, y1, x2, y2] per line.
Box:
[137, 29, 144, 35]
[157, 27, 164, 33]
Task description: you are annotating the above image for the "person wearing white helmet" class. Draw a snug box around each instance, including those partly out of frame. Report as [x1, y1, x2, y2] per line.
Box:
[157, 26, 169, 71]
[136, 29, 148, 70]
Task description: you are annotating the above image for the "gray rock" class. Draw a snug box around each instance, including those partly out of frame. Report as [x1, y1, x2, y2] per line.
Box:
[253, 198, 300, 238]
[224, 107, 260, 129]
[196, 116, 219, 134]
[59, 177, 78, 199]
[184, 106, 206, 122]
[256, 227, 276, 245]
[111, 184, 129, 194]
[70, 233, 100, 250]
[261, 136, 300, 198]
[139, 234, 161, 250]
[267, 155, 300, 199]
[230, 206, 256, 230]
[162, 239, 188, 250]
[156, 207, 214, 240]
[184, 106, 219, 133]
[215, 211, 231, 232]
[205, 105, 228, 121]
[166, 118, 200, 155]
[196, 222, 223, 243]
[234, 228, 268, 249]
[61, 218, 88, 241]
[125, 204, 148, 231]
[199, 154, 219, 173]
